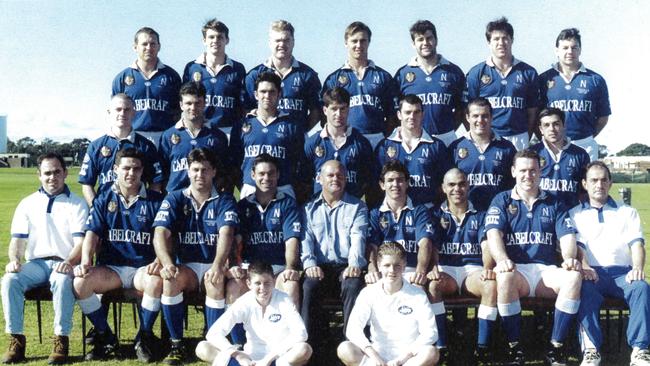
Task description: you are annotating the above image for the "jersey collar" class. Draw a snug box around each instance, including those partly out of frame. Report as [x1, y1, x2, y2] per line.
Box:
[406, 54, 450, 67]
[263, 57, 300, 70]
[173, 119, 208, 135]
[510, 187, 549, 203]
[38, 185, 71, 198]
[111, 182, 147, 207]
[552, 62, 587, 74]
[195, 53, 234, 67]
[320, 124, 353, 139]
[440, 200, 477, 214]
[486, 56, 521, 68]
[387, 127, 435, 143]
[379, 197, 415, 212]
[245, 191, 286, 211]
[581, 196, 618, 209]
[107, 127, 136, 143]
[541, 137, 574, 160]
[129, 59, 167, 71]
[341, 60, 377, 70]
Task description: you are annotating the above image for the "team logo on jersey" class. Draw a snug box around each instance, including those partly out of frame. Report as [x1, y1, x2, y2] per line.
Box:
[161, 200, 170, 210]
[386, 146, 397, 159]
[244, 207, 253, 218]
[507, 204, 518, 215]
[379, 215, 389, 229]
[314, 145, 325, 158]
[457, 148, 468, 159]
[268, 313, 282, 322]
[398, 305, 413, 315]
[242, 122, 252, 134]
[124, 75, 135, 86]
[547, 80, 555, 89]
[540, 157, 547, 168]
[487, 207, 500, 215]
[183, 204, 192, 216]
[292, 222, 301, 233]
[100, 146, 111, 157]
[405, 72, 416, 83]
[171, 134, 181, 145]
[108, 200, 117, 213]
[192, 72, 202, 82]
[480, 74, 492, 85]
[440, 217, 450, 229]
[337, 74, 349, 86]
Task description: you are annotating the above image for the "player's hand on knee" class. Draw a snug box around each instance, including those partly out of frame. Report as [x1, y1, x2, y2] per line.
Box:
[54, 261, 73, 274]
[344, 266, 361, 278]
[232, 351, 254, 366]
[160, 264, 178, 280]
[365, 347, 387, 366]
[495, 259, 515, 273]
[411, 271, 428, 286]
[228, 266, 246, 280]
[481, 268, 496, 281]
[561, 258, 581, 271]
[74, 263, 91, 277]
[426, 266, 441, 281]
[365, 270, 381, 284]
[626, 267, 645, 283]
[305, 266, 324, 279]
[281, 269, 299, 282]
[205, 266, 225, 286]
[581, 266, 599, 281]
[5, 261, 21, 273]
[146, 261, 162, 276]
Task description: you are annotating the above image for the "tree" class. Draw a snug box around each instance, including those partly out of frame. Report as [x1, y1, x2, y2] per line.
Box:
[617, 143, 650, 157]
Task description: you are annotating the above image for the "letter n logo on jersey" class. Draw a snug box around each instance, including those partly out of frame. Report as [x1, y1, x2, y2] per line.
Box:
[273, 208, 280, 218]
[140, 206, 147, 216]
[421, 149, 429, 158]
[496, 151, 503, 161]
[516, 74, 523, 83]
[405, 215, 413, 226]
[208, 138, 214, 146]
[207, 209, 215, 220]
[278, 125, 285, 133]
[471, 220, 478, 230]
[293, 77, 301, 87]
[440, 72, 448, 82]
[580, 80, 587, 88]
[373, 75, 380, 84]
[542, 208, 550, 217]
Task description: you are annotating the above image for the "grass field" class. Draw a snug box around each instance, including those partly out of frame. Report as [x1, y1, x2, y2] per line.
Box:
[0, 167, 648, 365]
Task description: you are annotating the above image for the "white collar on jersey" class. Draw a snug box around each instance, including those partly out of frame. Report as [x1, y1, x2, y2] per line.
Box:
[406, 54, 451, 67]
[387, 127, 435, 143]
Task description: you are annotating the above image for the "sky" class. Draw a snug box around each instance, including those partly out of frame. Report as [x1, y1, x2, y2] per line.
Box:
[0, 0, 648, 154]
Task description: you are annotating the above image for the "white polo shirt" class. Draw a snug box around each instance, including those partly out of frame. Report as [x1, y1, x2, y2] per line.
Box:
[569, 197, 644, 267]
[10, 186, 88, 261]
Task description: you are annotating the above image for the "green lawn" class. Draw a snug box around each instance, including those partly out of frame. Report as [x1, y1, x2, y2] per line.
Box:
[0, 168, 648, 365]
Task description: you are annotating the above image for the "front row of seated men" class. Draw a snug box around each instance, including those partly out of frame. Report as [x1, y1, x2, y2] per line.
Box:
[2, 147, 649, 366]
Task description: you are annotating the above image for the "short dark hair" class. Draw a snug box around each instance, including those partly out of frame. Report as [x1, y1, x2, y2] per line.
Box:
[322, 87, 350, 107]
[247, 261, 274, 277]
[134, 27, 160, 44]
[252, 153, 279, 172]
[378, 242, 406, 262]
[202, 19, 229, 39]
[556, 28, 581, 47]
[255, 72, 281, 92]
[538, 107, 565, 126]
[37, 152, 66, 171]
[398, 94, 423, 110]
[513, 149, 540, 167]
[345, 21, 372, 42]
[409, 20, 437, 41]
[111, 93, 135, 108]
[115, 148, 145, 166]
[380, 160, 410, 183]
[485, 17, 513, 41]
[466, 97, 493, 115]
[585, 161, 611, 181]
[187, 148, 219, 170]
[180, 81, 206, 99]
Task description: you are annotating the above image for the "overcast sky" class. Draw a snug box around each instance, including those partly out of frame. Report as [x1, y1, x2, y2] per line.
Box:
[1, 0, 648, 153]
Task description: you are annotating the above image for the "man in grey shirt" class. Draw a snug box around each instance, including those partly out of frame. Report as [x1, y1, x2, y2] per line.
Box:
[301, 160, 368, 351]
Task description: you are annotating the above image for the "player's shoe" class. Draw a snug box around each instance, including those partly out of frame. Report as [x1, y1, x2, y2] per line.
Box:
[84, 327, 96, 345]
[580, 348, 601, 366]
[1, 334, 26, 364]
[163, 340, 185, 366]
[84, 330, 117, 361]
[437, 347, 448, 365]
[505, 342, 524, 366]
[134, 331, 156, 363]
[47, 335, 69, 365]
[546, 341, 567, 366]
[631, 348, 650, 366]
[474, 345, 491, 365]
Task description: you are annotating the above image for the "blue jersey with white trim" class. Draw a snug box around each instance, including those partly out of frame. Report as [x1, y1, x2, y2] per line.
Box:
[230, 113, 304, 188]
[112, 62, 182, 132]
[395, 56, 465, 135]
[243, 58, 321, 132]
[304, 127, 375, 198]
[448, 135, 517, 210]
[78, 132, 164, 192]
[183, 55, 246, 128]
[85, 185, 163, 267]
[484, 189, 576, 265]
[538, 64, 611, 139]
[237, 193, 302, 265]
[153, 188, 239, 264]
[322, 61, 397, 134]
[432, 203, 485, 266]
[375, 128, 451, 205]
[159, 123, 229, 192]
[530, 141, 590, 208]
[465, 59, 539, 136]
[368, 201, 435, 268]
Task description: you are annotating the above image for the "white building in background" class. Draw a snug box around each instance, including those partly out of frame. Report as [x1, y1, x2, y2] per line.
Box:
[603, 156, 650, 172]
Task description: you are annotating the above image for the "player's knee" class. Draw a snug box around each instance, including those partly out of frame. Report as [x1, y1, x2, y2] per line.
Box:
[629, 280, 650, 297]
[2, 272, 21, 292]
[292, 342, 312, 360]
[341, 277, 363, 294]
[482, 277, 498, 297]
[145, 274, 163, 292]
[50, 272, 72, 292]
[419, 345, 439, 365]
[337, 341, 361, 364]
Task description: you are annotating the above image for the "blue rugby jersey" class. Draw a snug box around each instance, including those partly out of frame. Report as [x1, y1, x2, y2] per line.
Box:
[85, 184, 163, 267]
[242, 58, 321, 132]
[303, 126, 375, 198]
[153, 187, 239, 264]
[322, 61, 398, 134]
[432, 202, 485, 266]
[448, 135, 517, 210]
[465, 58, 539, 136]
[395, 56, 465, 135]
[368, 199, 435, 268]
[159, 121, 229, 192]
[237, 192, 302, 265]
[484, 189, 576, 265]
[112, 61, 181, 132]
[375, 128, 451, 205]
[530, 141, 590, 208]
[79, 131, 164, 192]
[230, 112, 304, 188]
[183, 54, 246, 129]
[538, 63, 611, 140]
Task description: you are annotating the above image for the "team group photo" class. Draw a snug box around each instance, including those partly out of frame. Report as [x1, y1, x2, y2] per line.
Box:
[1, 1, 648, 365]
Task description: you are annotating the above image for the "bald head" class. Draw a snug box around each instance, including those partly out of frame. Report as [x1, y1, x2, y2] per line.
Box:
[442, 168, 469, 205]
